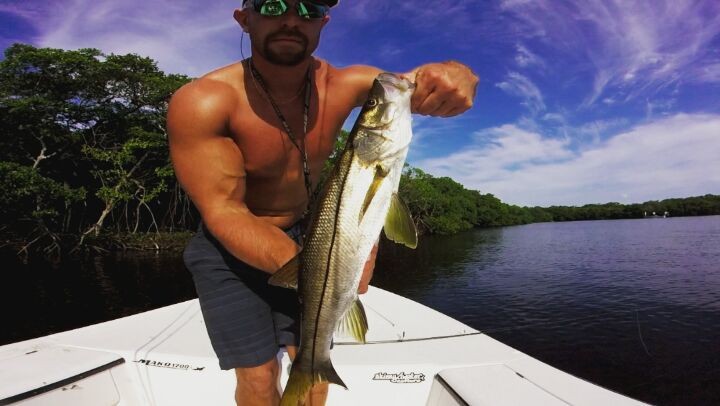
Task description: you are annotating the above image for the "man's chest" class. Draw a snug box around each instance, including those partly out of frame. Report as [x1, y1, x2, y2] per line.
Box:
[226, 66, 362, 181]
[228, 103, 344, 180]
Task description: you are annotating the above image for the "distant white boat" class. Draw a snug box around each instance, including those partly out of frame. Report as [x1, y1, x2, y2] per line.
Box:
[0, 287, 647, 405]
[644, 211, 669, 218]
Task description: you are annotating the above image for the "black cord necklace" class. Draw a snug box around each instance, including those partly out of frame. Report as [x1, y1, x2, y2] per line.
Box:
[247, 58, 314, 219]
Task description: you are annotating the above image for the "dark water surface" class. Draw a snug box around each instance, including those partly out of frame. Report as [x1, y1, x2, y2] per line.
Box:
[2, 216, 719, 405]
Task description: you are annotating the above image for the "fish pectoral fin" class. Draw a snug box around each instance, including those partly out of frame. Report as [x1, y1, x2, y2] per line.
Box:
[359, 165, 388, 222]
[335, 298, 368, 343]
[268, 253, 301, 290]
[383, 193, 418, 249]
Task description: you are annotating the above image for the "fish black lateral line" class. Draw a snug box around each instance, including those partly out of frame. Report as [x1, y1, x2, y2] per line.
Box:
[269, 72, 418, 405]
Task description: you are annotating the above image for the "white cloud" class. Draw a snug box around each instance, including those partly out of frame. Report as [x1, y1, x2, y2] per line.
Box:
[500, 0, 720, 107]
[10, 0, 242, 77]
[496, 72, 546, 115]
[645, 98, 677, 120]
[515, 43, 544, 68]
[696, 62, 720, 83]
[418, 124, 573, 186]
[416, 114, 720, 206]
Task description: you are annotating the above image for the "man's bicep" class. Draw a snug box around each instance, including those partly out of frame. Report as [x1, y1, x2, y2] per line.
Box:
[172, 135, 247, 218]
[167, 85, 247, 223]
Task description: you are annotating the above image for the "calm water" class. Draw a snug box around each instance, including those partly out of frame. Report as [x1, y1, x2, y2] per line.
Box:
[2, 216, 719, 405]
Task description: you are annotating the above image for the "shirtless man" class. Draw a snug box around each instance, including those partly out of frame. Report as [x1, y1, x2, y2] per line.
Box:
[167, 1, 478, 405]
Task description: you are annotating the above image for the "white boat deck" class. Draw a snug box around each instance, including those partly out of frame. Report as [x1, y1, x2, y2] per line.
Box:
[0, 286, 647, 405]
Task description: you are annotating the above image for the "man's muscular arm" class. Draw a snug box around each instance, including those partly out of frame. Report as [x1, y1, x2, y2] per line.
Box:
[167, 79, 300, 274]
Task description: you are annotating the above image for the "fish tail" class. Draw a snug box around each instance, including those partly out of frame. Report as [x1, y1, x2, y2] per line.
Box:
[280, 360, 347, 406]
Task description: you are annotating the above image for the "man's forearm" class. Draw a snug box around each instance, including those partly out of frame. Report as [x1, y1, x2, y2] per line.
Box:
[203, 206, 301, 274]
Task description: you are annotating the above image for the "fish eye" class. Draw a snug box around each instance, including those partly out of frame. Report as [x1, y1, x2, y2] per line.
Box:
[366, 99, 378, 107]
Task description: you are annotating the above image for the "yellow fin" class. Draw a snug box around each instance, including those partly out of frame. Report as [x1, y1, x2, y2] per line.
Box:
[335, 298, 368, 343]
[360, 165, 388, 221]
[268, 254, 300, 290]
[280, 360, 347, 406]
[384, 193, 418, 249]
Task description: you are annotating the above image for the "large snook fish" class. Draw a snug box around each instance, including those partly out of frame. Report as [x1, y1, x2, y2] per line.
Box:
[269, 72, 418, 405]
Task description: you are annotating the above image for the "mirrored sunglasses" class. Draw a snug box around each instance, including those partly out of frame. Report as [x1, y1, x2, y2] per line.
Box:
[246, 0, 330, 19]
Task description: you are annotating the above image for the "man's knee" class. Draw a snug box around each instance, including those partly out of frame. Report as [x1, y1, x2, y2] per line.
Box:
[235, 359, 280, 398]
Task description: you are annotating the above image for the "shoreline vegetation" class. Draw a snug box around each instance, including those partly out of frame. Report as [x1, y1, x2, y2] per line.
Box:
[2, 44, 719, 260]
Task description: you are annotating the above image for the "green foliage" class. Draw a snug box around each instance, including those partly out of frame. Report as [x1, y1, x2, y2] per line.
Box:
[399, 168, 474, 234]
[0, 162, 85, 223]
[319, 129, 349, 186]
[543, 195, 720, 221]
[1, 43, 718, 256]
[398, 164, 720, 234]
[0, 43, 191, 245]
[398, 166, 552, 234]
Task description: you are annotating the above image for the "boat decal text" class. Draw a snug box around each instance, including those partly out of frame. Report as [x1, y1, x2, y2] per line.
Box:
[372, 371, 426, 384]
[134, 359, 205, 371]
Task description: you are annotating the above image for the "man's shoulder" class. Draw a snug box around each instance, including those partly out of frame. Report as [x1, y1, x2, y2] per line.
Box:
[167, 62, 245, 135]
[323, 60, 383, 85]
[321, 60, 384, 106]
[170, 62, 244, 115]
[200, 61, 245, 87]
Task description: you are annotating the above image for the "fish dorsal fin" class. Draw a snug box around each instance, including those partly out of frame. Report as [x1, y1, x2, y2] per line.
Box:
[384, 193, 418, 249]
[268, 253, 301, 290]
[335, 298, 368, 343]
[360, 165, 388, 222]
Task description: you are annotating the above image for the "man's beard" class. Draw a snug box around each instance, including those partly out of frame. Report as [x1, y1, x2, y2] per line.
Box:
[260, 30, 310, 66]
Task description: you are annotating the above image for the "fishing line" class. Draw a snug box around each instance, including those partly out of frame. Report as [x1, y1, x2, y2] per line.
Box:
[635, 310, 652, 358]
[335, 331, 484, 345]
[132, 302, 199, 406]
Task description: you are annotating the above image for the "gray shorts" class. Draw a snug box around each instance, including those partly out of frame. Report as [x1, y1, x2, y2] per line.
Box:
[183, 223, 302, 370]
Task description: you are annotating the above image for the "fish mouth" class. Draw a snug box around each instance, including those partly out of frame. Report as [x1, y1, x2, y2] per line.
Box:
[376, 72, 415, 93]
[375, 73, 414, 113]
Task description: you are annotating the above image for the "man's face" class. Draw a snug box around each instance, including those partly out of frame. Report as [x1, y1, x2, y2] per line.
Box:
[236, 1, 330, 66]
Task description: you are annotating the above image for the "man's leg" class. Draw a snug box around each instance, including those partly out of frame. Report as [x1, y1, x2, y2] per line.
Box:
[184, 226, 287, 406]
[285, 346, 329, 406]
[235, 358, 281, 406]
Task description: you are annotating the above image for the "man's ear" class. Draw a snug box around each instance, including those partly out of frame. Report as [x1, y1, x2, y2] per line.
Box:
[233, 9, 250, 32]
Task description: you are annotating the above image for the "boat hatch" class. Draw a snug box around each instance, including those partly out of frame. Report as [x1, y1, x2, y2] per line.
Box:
[426, 365, 570, 406]
[0, 344, 125, 405]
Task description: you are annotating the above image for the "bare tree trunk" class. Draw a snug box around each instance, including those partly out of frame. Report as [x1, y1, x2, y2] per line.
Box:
[140, 199, 160, 233]
[77, 151, 150, 244]
[31, 135, 56, 169]
[83, 201, 114, 239]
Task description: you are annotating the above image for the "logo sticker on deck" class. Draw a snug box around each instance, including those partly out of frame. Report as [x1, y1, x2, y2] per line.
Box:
[134, 359, 205, 371]
[372, 372, 426, 383]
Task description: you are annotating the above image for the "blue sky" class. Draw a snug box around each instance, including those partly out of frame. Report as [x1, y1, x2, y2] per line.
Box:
[2, 0, 719, 206]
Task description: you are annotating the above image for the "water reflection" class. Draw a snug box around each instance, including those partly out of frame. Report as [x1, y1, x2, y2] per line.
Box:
[374, 227, 503, 294]
[2, 216, 719, 404]
[0, 251, 196, 345]
[377, 216, 720, 405]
